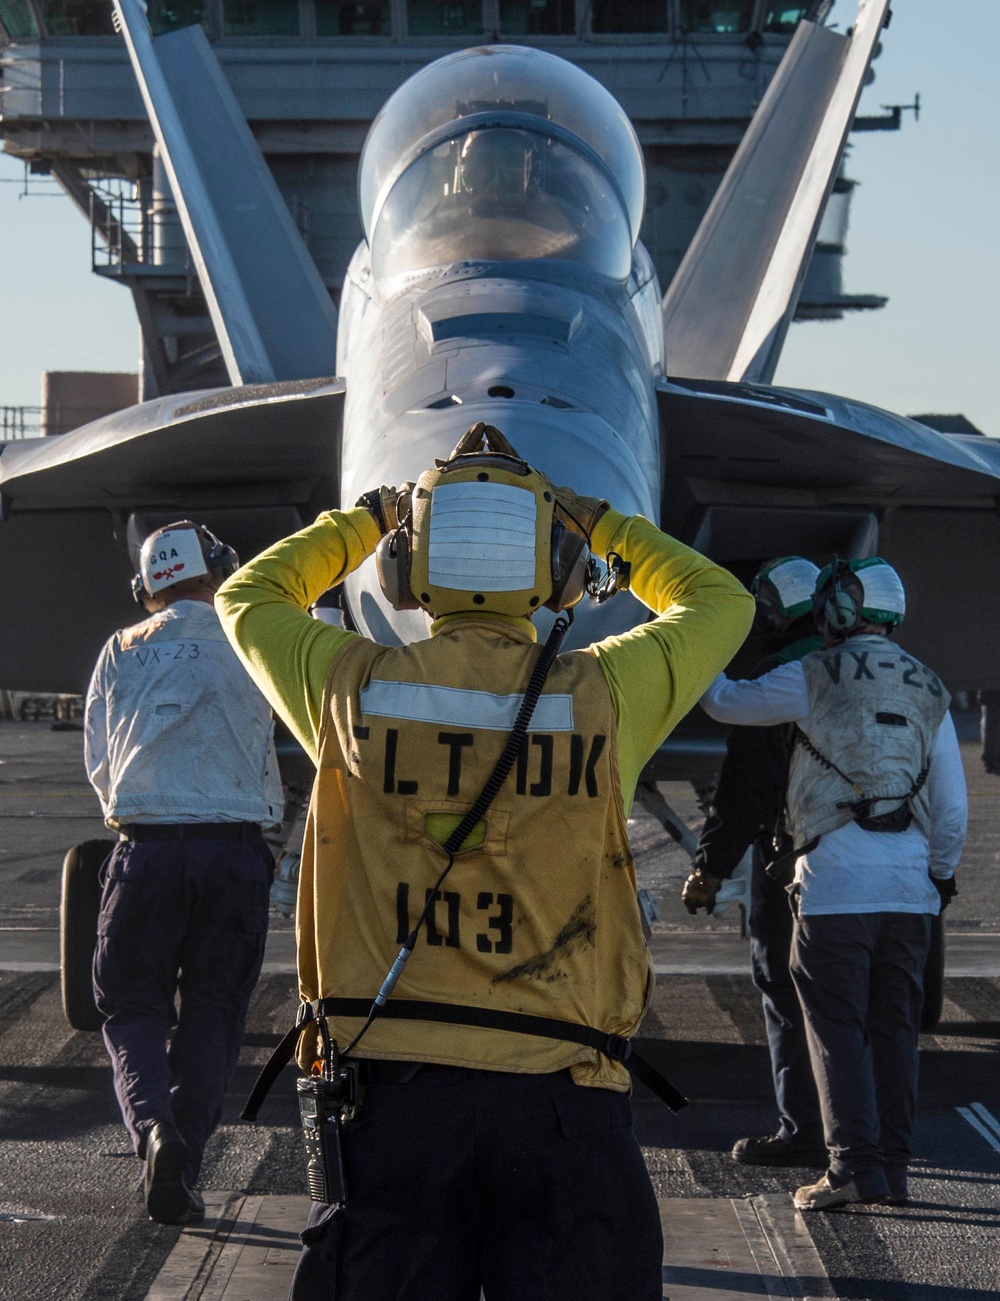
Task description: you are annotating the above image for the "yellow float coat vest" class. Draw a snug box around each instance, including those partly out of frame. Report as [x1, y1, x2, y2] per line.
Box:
[298, 619, 653, 1091]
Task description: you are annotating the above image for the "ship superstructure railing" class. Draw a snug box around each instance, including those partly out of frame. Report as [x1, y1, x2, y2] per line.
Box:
[89, 176, 193, 282]
[87, 173, 339, 285]
[1, 406, 42, 439]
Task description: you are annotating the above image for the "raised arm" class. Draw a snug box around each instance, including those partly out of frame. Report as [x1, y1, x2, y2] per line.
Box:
[215, 507, 381, 761]
[587, 510, 754, 808]
[700, 661, 811, 729]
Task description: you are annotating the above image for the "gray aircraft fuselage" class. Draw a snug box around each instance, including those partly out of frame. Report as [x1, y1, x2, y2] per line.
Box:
[338, 258, 662, 644]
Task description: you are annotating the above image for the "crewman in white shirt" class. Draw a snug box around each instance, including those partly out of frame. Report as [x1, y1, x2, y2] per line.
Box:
[86, 521, 283, 1225]
[700, 558, 967, 1211]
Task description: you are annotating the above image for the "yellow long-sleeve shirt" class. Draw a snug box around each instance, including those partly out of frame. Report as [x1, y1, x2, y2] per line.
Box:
[216, 506, 753, 814]
[217, 507, 752, 1081]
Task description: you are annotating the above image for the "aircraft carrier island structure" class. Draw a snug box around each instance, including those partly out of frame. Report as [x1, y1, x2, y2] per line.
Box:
[0, 1, 891, 402]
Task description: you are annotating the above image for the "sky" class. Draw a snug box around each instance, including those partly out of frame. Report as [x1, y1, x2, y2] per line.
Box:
[774, 0, 1000, 434]
[0, 0, 997, 431]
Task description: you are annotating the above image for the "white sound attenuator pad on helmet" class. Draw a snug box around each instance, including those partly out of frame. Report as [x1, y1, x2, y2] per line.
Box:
[427, 481, 538, 593]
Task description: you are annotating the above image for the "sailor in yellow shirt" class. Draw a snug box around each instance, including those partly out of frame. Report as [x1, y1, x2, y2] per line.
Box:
[216, 424, 752, 1301]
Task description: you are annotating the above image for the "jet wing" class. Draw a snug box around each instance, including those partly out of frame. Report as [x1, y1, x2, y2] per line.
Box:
[112, 0, 337, 384]
[0, 381, 344, 692]
[661, 0, 891, 384]
[657, 377, 1000, 689]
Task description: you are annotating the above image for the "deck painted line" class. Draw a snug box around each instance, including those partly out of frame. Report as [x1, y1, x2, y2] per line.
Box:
[746, 1194, 837, 1300]
[144, 1193, 246, 1301]
[956, 1106, 1000, 1155]
[969, 1102, 1000, 1143]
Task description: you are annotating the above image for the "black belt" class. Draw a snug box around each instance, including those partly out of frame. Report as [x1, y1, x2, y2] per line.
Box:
[122, 822, 261, 842]
[242, 997, 687, 1120]
[302, 998, 633, 1064]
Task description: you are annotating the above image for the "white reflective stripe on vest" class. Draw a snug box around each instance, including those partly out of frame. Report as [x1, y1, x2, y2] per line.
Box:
[359, 679, 575, 731]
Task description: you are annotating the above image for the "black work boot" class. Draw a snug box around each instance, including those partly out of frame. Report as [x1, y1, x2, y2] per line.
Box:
[732, 1133, 828, 1167]
[144, 1121, 196, 1224]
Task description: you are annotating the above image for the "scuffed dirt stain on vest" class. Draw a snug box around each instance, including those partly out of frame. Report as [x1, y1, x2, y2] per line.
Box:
[490, 897, 596, 985]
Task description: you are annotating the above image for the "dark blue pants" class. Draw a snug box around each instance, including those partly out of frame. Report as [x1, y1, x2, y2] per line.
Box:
[93, 835, 273, 1185]
[749, 851, 822, 1144]
[290, 1065, 663, 1301]
[790, 909, 932, 1200]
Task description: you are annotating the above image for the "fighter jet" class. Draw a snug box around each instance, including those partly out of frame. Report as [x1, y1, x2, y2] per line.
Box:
[2, 0, 999, 704]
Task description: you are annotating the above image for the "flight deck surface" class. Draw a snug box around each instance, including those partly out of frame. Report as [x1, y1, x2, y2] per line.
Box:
[2, 716, 999, 1300]
[141, 1192, 833, 1300]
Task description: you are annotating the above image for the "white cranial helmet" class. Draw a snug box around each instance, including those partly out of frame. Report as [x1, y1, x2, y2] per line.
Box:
[131, 520, 238, 606]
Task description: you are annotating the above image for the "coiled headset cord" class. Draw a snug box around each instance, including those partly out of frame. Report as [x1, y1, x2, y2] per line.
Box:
[342, 609, 573, 1058]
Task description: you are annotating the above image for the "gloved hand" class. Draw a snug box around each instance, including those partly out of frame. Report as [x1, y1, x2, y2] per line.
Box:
[930, 874, 958, 909]
[552, 486, 610, 541]
[682, 867, 723, 915]
[356, 485, 409, 536]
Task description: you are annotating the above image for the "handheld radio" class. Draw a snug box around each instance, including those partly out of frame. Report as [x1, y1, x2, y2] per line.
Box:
[296, 1028, 360, 1204]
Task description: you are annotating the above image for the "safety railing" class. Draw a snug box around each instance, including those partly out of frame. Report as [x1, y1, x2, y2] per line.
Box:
[88, 174, 337, 284]
[89, 177, 194, 280]
[1, 406, 42, 439]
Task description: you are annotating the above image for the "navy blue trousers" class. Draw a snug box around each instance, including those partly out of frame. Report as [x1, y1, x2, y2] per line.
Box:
[749, 852, 822, 1144]
[290, 1065, 663, 1301]
[93, 835, 273, 1185]
[790, 909, 931, 1201]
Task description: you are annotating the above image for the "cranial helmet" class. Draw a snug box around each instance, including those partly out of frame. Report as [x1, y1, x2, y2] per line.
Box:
[812, 557, 906, 637]
[459, 129, 538, 202]
[131, 520, 239, 609]
[376, 423, 590, 618]
[751, 556, 820, 636]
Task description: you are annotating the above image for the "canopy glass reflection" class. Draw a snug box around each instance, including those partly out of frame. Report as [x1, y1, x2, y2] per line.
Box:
[371, 126, 633, 282]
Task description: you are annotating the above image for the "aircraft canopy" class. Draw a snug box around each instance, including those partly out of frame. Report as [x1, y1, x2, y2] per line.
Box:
[369, 126, 633, 282]
[359, 44, 645, 247]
